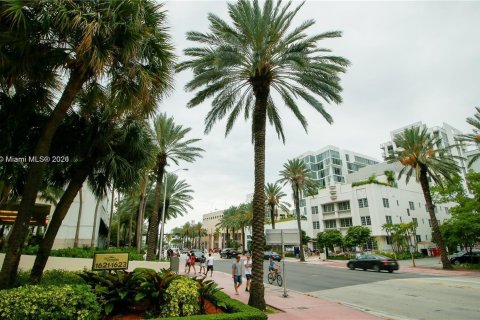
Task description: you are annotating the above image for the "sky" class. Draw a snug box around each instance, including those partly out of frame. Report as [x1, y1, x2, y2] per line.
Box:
[159, 0, 480, 232]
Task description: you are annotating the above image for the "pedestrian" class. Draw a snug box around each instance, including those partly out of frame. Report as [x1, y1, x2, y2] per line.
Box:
[189, 252, 197, 274]
[231, 255, 243, 295]
[185, 253, 191, 274]
[206, 253, 214, 276]
[199, 255, 206, 274]
[244, 253, 252, 292]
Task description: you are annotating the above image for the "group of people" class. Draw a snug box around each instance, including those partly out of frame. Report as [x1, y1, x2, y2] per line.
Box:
[232, 254, 279, 295]
[185, 252, 214, 276]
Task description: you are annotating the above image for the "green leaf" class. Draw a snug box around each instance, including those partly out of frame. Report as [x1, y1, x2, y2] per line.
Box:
[135, 293, 146, 302]
[104, 303, 114, 315]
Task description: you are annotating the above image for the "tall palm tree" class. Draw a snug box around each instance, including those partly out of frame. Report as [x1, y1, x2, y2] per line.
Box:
[278, 159, 318, 262]
[234, 202, 253, 252]
[73, 188, 83, 248]
[388, 126, 461, 270]
[146, 114, 203, 260]
[177, 0, 349, 309]
[265, 183, 290, 229]
[29, 113, 155, 284]
[0, 0, 174, 288]
[457, 107, 480, 167]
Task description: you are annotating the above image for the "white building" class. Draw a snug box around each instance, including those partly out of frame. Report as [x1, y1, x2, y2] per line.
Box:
[297, 145, 380, 187]
[303, 162, 455, 252]
[51, 187, 112, 249]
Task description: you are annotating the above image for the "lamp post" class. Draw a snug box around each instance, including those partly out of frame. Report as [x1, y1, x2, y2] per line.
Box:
[158, 168, 188, 260]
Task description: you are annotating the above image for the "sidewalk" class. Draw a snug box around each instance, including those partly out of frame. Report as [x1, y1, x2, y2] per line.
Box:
[182, 269, 379, 320]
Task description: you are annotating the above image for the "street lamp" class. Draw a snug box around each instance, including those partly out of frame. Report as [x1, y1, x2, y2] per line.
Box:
[158, 168, 188, 260]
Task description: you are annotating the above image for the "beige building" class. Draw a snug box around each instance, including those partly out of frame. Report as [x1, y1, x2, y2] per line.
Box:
[202, 209, 243, 251]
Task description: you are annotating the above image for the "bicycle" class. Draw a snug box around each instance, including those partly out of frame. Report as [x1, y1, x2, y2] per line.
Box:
[267, 267, 283, 286]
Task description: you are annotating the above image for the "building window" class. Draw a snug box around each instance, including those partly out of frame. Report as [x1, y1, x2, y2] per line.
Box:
[434, 206, 438, 214]
[311, 206, 319, 214]
[340, 218, 353, 227]
[322, 203, 335, 213]
[358, 198, 368, 208]
[386, 236, 392, 245]
[386, 215, 392, 224]
[324, 220, 337, 229]
[397, 200, 399, 206]
[333, 167, 342, 175]
[412, 217, 418, 226]
[360, 216, 371, 226]
[313, 221, 320, 229]
[407, 208, 410, 216]
[445, 207, 449, 214]
[365, 240, 377, 250]
[409, 201, 415, 210]
[338, 201, 350, 211]
[416, 235, 421, 243]
[428, 219, 431, 227]
[383, 198, 389, 208]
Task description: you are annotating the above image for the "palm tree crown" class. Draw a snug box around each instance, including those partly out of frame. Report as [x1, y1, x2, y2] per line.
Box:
[457, 107, 480, 167]
[265, 182, 290, 229]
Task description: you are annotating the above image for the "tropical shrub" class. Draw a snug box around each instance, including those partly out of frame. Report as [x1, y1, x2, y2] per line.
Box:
[0, 285, 100, 320]
[21, 246, 145, 260]
[161, 277, 201, 317]
[15, 269, 85, 287]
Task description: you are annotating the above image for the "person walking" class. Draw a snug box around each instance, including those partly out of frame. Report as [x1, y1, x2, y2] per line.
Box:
[199, 254, 206, 274]
[244, 253, 252, 292]
[231, 255, 243, 295]
[185, 253, 191, 274]
[206, 253, 214, 276]
[189, 252, 197, 274]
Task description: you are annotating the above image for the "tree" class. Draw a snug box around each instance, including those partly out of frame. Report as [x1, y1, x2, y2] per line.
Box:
[0, 0, 174, 288]
[344, 226, 371, 251]
[278, 159, 319, 262]
[265, 183, 290, 229]
[177, 0, 349, 309]
[146, 114, 203, 261]
[317, 229, 343, 258]
[457, 107, 480, 167]
[384, 170, 396, 187]
[387, 126, 461, 270]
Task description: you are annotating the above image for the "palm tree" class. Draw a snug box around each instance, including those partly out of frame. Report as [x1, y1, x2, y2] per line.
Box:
[388, 126, 461, 270]
[384, 170, 396, 187]
[0, 0, 174, 288]
[457, 107, 480, 167]
[73, 188, 83, 248]
[278, 159, 318, 262]
[146, 114, 203, 260]
[29, 113, 155, 284]
[177, 0, 349, 309]
[265, 183, 290, 229]
[234, 202, 253, 252]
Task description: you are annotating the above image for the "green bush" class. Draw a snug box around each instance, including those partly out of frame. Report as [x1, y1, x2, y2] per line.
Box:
[15, 269, 86, 287]
[157, 291, 267, 320]
[374, 251, 422, 260]
[0, 285, 100, 320]
[161, 277, 201, 317]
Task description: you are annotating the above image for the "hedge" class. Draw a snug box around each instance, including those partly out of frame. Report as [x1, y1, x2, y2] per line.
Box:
[0, 284, 100, 320]
[158, 291, 267, 320]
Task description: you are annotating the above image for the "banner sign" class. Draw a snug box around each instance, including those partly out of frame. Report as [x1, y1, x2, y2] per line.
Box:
[92, 252, 129, 271]
[265, 229, 300, 245]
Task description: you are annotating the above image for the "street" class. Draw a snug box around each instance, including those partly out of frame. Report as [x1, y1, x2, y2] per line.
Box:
[213, 258, 480, 320]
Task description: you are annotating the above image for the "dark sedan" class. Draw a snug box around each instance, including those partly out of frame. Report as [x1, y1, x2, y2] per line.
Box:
[220, 248, 237, 259]
[264, 251, 282, 262]
[347, 254, 399, 273]
[450, 251, 480, 265]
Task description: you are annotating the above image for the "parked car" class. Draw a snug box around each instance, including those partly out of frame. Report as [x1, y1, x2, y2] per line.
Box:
[220, 248, 237, 259]
[347, 254, 399, 273]
[450, 250, 480, 265]
[190, 250, 204, 262]
[264, 251, 282, 262]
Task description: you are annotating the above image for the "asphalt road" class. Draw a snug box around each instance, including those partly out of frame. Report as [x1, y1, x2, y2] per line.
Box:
[213, 258, 428, 292]
[213, 258, 480, 320]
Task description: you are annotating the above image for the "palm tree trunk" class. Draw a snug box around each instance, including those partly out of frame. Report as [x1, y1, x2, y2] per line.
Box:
[29, 156, 95, 284]
[107, 188, 115, 247]
[73, 188, 83, 248]
[147, 159, 166, 260]
[294, 185, 306, 262]
[90, 197, 101, 248]
[0, 69, 86, 289]
[419, 166, 452, 270]
[270, 205, 276, 229]
[248, 84, 268, 310]
[117, 191, 121, 248]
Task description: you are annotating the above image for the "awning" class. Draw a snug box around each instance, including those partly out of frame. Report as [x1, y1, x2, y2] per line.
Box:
[0, 203, 51, 226]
